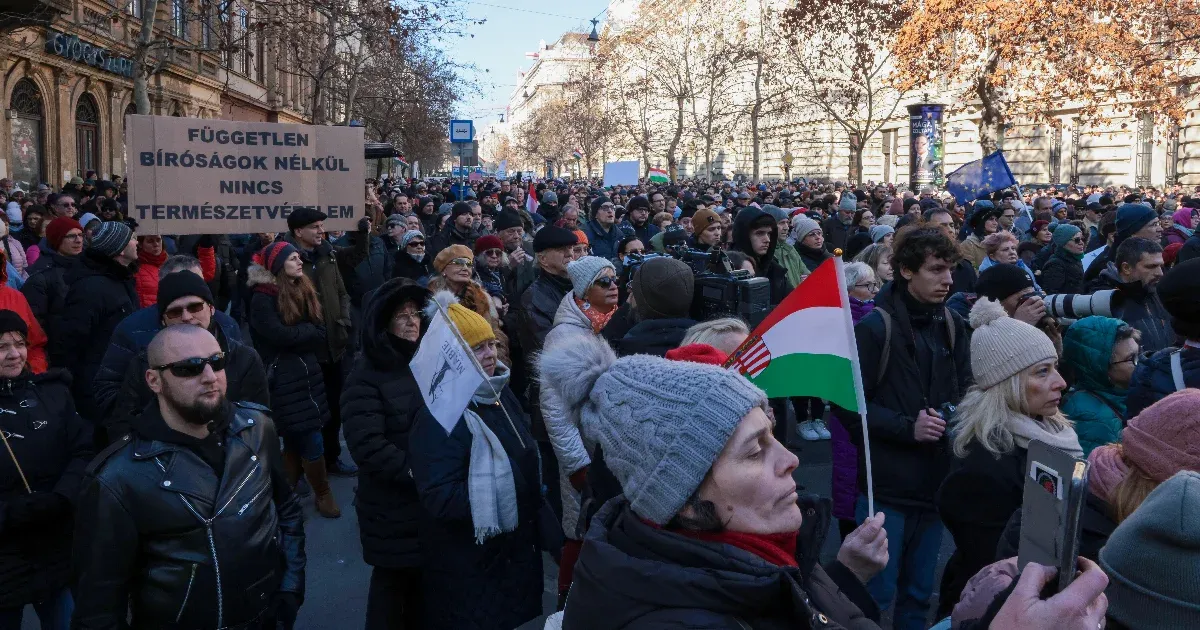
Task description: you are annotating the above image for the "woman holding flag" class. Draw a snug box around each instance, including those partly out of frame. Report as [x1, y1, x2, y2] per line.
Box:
[407, 291, 543, 630]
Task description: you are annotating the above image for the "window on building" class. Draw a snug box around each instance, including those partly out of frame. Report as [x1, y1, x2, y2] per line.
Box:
[9, 79, 45, 191]
[76, 94, 101, 179]
[1135, 112, 1154, 188]
[173, 0, 187, 39]
[127, 0, 141, 18]
[1167, 123, 1181, 187]
[1048, 120, 1062, 184]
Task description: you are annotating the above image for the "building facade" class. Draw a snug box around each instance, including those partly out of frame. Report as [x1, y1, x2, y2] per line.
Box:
[1, 0, 315, 191]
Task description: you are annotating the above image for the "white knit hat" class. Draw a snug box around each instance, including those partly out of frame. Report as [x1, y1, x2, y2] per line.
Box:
[968, 298, 1058, 388]
[566, 255, 615, 299]
[791, 216, 821, 243]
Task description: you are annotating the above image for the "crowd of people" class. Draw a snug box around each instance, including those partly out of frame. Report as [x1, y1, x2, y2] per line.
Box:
[0, 171, 1198, 629]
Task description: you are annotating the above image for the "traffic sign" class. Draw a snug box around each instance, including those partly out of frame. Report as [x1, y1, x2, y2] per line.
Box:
[449, 120, 474, 144]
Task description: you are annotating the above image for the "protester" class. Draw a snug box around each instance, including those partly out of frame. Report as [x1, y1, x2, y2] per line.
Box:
[0, 310, 91, 628]
[935, 298, 1077, 617]
[0, 214, 27, 283]
[336, 222, 394, 315]
[1164, 207, 1194, 246]
[979, 231, 1039, 291]
[54, 220, 138, 425]
[1060, 317, 1139, 455]
[960, 203, 1000, 269]
[1100, 470, 1200, 630]
[393, 230, 431, 285]
[72, 325, 306, 629]
[732, 206, 791, 304]
[22, 217, 83, 334]
[132, 235, 168, 307]
[247, 241, 339, 518]
[1086, 202, 1162, 281]
[1127, 257, 1200, 414]
[822, 193, 856, 253]
[13, 204, 44, 251]
[106, 270, 268, 444]
[1086, 237, 1173, 353]
[542, 334, 888, 628]
[283, 208, 369, 476]
[763, 205, 810, 287]
[408, 293, 543, 630]
[1038, 224, 1087, 294]
[792, 216, 834, 272]
[342, 280, 431, 630]
[617, 257, 696, 356]
[689, 208, 722, 251]
[427, 201, 476, 259]
[841, 226, 970, 630]
[539, 256, 619, 605]
[855, 243, 894, 285]
[428, 244, 509, 367]
[678, 316, 749, 355]
[583, 195, 622, 261]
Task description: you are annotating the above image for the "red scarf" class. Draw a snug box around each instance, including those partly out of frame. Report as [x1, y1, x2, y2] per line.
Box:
[575, 296, 615, 334]
[644, 519, 798, 567]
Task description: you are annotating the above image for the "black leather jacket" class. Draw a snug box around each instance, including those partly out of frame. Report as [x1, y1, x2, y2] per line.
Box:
[72, 401, 305, 630]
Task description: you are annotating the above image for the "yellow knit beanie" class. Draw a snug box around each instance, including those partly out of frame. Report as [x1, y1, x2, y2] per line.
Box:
[438, 295, 495, 348]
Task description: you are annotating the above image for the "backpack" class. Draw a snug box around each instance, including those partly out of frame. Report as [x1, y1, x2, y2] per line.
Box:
[872, 306, 957, 388]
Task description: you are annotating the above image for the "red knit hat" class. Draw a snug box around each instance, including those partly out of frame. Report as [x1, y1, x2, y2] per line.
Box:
[664, 343, 729, 366]
[46, 217, 83, 251]
[1122, 389, 1200, 483]
[252, 241, 299, 276]
[473, 234, 503, 256]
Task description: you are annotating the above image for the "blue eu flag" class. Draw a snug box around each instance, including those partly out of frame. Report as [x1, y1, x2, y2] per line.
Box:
[945, 151, 1017, 205]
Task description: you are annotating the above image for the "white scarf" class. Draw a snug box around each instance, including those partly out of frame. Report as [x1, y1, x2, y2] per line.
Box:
[1010, 414, 1083, 458]
[463, 363, 520, 543]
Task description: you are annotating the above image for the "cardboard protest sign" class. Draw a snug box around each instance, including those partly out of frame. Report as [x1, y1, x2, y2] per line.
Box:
[126, 115, 364, 235]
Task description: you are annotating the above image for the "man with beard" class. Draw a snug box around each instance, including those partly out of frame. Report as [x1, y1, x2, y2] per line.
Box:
[73, 325, 306, 630]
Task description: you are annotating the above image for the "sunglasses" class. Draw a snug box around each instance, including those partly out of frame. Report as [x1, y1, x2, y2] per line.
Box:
[153, 352, 227, 378]
[483, 249, 503, 257]
[163, 301, 208, 320]
[593, 276, 617, 289]
[448, 258, 472, 268]
[407, 241, 425, 248]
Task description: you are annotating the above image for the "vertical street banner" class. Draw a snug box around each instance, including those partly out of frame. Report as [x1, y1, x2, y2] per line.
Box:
[126, 115, 364, 234]
[410, 309, 485, 434]
[908, 103, 945, 191]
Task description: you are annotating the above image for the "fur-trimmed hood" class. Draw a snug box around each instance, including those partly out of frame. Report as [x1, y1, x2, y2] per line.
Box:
[245, 263, 278, 290]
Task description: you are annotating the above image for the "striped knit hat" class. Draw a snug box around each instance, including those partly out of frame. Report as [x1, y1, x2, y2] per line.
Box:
[254, 241, 298, 276]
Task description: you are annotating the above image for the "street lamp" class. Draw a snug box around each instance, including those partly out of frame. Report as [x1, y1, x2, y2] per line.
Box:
[587, 19, 600, 42]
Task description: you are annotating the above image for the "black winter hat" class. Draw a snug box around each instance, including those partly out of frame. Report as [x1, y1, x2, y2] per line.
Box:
[532, 225, 578, 253]
[975, 263, 1034, 302]
[157, 271, 215, 320]
[287, 207, 327, 231]
[627, 195, 651, 212]
[451, 201, 473, 221]
[0, 310, 28, 339]
[494, 209, 523, 232]
[632, 257, 694, 320]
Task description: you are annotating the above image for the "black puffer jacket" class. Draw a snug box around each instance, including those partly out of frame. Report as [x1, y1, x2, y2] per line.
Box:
[733, 207, 791, 305]
[335, 233, 393, 308]
[564, 497, 880, 630]
[54, 251, 138, 422]
[617, 317, 697, 357]
[837, 280, 971, 509]
[1127, 345, 1200, 417]
[0, 370, 92, 609]
[1039, 250, 1086, 294]
[1085, 265, 1175, 353]
[393, 250, 431, 284]
[407, 378, 543, 630]
[247, 264, 329, 435]
[342, 280, 429, 569]
[21, 250, 81, 334]
[105, 332, 269, 444]
[73, 402, 305, 630]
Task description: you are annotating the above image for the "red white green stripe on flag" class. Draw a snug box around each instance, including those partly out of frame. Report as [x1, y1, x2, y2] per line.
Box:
[648, 167, 669, 183]
[730, 257, 866, 414]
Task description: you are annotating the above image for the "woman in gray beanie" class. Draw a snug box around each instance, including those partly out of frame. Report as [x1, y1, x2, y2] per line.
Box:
[540, 335, 889, 629]
[539, 255, 619, 605]
[935, 297, 1080, 617]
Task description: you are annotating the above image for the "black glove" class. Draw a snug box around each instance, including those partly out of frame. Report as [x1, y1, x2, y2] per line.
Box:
[271, 591, 301, 630]
[4, 492, 70, 530]
[357, 217, 371, 233]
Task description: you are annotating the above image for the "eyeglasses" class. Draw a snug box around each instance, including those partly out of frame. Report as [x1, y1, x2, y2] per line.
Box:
[1110, 355, 1139, 367]
[163, 301, 208, 320]
[406, 241, 425, 248]
[853, 282, 881, 292]
[57, 201, 75, 208]
[62, 232, 84, 241]
[448, 258, 472, 268]
[1070, 237, 1086, 244]
[153, 352, 227, 378]
[392, 310, 421, 324]
[593, 276, 617, 289]
[483, 249, 503, 257]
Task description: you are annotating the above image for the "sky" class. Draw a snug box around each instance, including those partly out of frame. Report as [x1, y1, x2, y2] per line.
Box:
[447, 0, 612, 122]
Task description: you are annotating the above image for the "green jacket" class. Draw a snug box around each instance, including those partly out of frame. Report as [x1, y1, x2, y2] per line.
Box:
[773, 241, 810, 288]
[284, 231, 369, 363]
[1061, 316, 1129, 455]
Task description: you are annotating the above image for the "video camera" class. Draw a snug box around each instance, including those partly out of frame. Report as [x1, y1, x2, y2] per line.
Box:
[623, 247, 771, 327]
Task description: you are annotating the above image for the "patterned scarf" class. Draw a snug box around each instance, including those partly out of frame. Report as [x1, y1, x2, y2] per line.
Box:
[575, 296, 615, 334]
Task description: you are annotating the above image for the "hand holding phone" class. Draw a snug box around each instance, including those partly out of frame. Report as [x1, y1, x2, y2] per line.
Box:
[990, 558, 1109, 630]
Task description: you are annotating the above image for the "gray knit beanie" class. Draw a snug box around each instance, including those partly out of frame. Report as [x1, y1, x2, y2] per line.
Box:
[88, 220, 133, 258]
[1101, 470, 1200, 629]
[968, 298, 1057, 388]
[869, 224, 895, 243]
[567, 256, 615, 299]
[538, 335, 768, 525]
[762, 204, 788, 223]
[791, 216, 821, 244]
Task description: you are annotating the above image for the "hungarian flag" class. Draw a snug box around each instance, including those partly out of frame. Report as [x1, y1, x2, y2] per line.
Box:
[571, 148, 584, 160]
[526, 181, 539, 214]
[648, 167, 669, 184]
[728, 257, 865, 414]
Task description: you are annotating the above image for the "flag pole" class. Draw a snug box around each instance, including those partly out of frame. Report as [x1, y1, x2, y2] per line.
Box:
[429, 299, 527, 450]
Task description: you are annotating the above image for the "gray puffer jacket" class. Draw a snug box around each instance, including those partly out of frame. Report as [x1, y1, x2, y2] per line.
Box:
[538, 293, 598, 538]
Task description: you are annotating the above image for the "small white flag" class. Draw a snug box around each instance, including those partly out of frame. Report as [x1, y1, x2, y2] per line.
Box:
[410, 310, 486, 435]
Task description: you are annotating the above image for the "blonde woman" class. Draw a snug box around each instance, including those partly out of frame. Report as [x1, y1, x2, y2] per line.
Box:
[934, 297, 1079, 617]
